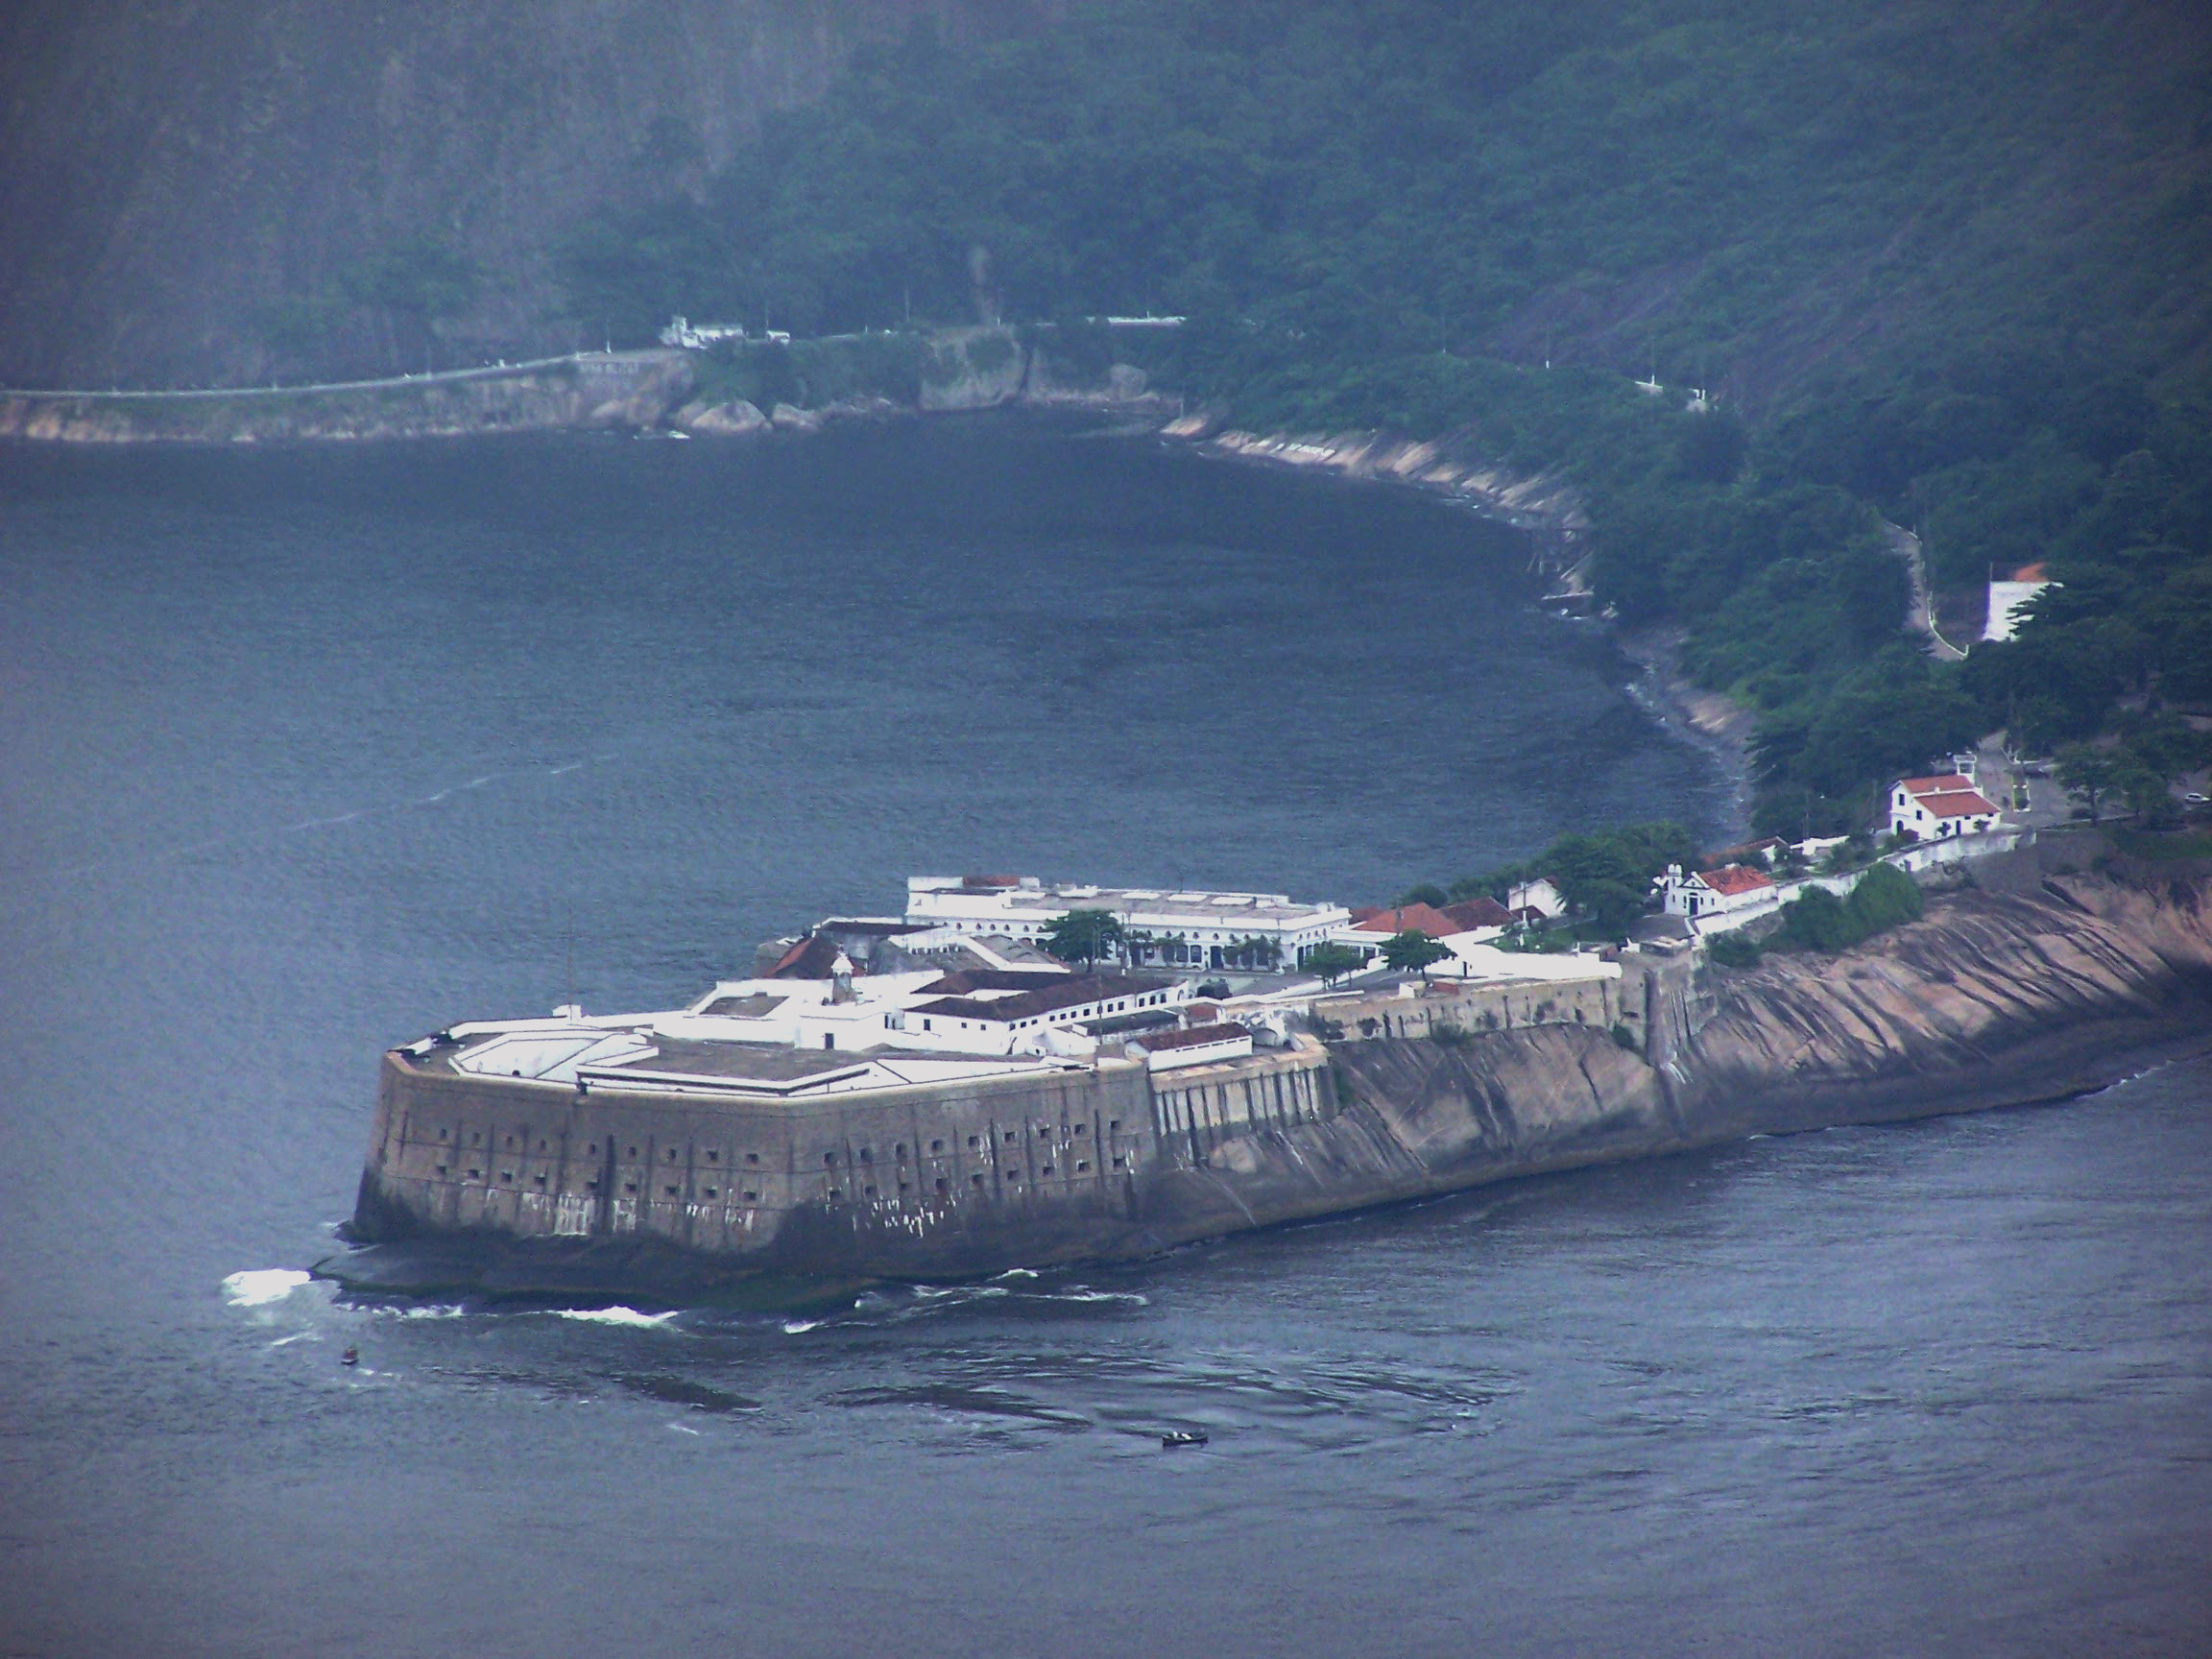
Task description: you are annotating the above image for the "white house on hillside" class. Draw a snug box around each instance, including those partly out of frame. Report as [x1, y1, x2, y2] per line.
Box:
[1506, 878, 1566, 919]
[1658, 863, 1777, 922]
[1889, 774, 2000, 840]
[1984, 562, 2058, 642]
[658, 315, 748, 349]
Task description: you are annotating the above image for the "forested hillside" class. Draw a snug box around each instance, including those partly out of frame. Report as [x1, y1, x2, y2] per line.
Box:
[559, 0, 2208, 833]
[0, 0, 1055, 389]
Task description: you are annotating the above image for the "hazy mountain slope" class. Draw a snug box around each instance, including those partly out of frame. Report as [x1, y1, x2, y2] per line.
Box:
[0, 0, 1053, 387]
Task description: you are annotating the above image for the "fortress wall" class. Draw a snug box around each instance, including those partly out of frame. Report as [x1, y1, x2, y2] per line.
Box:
[1312, 974, 1620, 1045]
[1148, 1046, 1338, 1165]
[357, 1051, 1166, 1270]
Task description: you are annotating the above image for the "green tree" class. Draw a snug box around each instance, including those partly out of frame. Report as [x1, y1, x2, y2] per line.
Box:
[2056, 743, 2125, 823]
[1304, 943, 1368, 987]
[1042, 908, 1125, 970]
[1381, 930, 1451, 979]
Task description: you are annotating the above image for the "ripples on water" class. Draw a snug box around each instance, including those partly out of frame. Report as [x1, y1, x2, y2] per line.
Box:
[1, 428, 2206, 1656]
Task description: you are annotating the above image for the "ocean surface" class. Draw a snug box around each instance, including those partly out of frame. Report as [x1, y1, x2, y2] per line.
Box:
[1, 420, 2206, 1657]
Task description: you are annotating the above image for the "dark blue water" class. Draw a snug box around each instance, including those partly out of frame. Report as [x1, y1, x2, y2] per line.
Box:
[2, 422, 2206, 1657]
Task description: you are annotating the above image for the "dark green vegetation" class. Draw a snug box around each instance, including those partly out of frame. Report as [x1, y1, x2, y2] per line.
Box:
[1708, 861, 1926, 967]
[688, 332, 925, 412]
[1407, 823, 1697, 937]
[560, 0, 2212, 832]
[1381, 930, 1453, 978]
[1303, 943, 1369, 988]
[257, 239, 482, 374]
[2052, 713, 2212, 829]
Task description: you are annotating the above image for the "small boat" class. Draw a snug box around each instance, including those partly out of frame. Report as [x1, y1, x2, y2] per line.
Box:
[340, 1345, 359, 1367]
[1160, 1430, 1207, 1449]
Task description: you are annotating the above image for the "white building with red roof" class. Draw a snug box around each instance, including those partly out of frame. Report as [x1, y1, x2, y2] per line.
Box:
[1889, 773, 2001, 841]
[1657, 862, 1777, 922]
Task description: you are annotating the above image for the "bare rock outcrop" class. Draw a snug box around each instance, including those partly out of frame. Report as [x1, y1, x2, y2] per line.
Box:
[1209, 858, 2212, 1237]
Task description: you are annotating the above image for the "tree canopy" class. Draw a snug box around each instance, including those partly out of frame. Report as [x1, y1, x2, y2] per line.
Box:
[1381, 930, 1452, 978]
[1304, 943, 1368, 987]
[1042, 908, 1125, 970]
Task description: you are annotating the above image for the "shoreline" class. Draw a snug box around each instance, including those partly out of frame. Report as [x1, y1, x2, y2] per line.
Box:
[3, 373, 1763, 831]
[1137, 413, 1757, 834]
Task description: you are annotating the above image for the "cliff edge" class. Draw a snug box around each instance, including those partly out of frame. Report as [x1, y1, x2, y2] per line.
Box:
[1163, 848, 2212, 1243]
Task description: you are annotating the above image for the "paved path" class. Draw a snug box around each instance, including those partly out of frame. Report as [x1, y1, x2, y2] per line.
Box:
[1885, 519, 1968, 661]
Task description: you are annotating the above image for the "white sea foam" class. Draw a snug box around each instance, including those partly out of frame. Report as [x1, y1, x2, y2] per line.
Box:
[993, 1268, 1040, 1281]
[553, 1306, 676, 1328]
[1045, 1290, 1148, 1306]
[223, 1267, 310, 1307]
[781, 1316, 830, 1334]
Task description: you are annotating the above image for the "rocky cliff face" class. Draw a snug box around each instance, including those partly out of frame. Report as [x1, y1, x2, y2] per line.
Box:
[0, 1, 1055, 389]
[1193, 851, 2212, 1238]
[1668, 869, 2212, 1128]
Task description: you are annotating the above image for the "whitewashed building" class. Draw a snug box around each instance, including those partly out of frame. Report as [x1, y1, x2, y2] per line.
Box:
[1984, 562, 2058, 642]
[903, 876, 1351, 969]
[1506, 878, 1567, 919]
[1657, 862, 1778, 922]
[658, 315, 748, 349]
[1889, 774, 2001, 840]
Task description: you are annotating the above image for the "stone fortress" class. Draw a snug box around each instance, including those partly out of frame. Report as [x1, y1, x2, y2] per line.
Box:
[347, 871, 1644, 1284]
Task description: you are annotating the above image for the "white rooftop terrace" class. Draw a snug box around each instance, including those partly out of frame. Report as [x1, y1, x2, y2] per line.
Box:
[906, 876, 1348, 928]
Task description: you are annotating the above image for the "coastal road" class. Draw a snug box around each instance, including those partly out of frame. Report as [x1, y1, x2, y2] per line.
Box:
[0, 349, 670, 400]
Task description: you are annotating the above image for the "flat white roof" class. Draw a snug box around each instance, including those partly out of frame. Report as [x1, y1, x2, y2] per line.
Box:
[908, 876, 1342, 926]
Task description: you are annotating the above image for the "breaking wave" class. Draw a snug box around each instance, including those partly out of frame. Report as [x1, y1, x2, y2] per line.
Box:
[552, 1306, 678, 1329]
[222, 1268, 311, 1307]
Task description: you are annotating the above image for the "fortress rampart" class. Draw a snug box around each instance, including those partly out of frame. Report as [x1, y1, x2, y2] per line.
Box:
[352, 1039, 1341, 1279]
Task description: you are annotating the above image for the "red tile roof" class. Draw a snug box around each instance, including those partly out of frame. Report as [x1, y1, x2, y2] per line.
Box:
[1916, 789, 1998, 818]
[1897, 773, 1976, 795]
[1442, 897, 1513, 930]
[1349, 902, 1464, 939]
[1695, 863, 1776, 898]
[2008, 562, 2048, 582]
[766, 933, 844, 979]
[1699, 837, 1787, 871]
